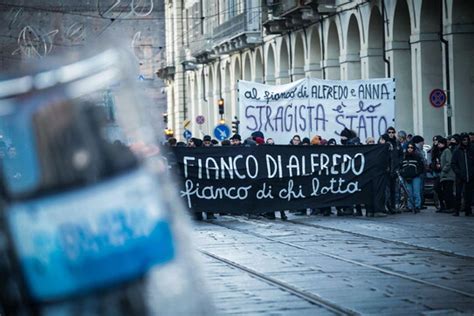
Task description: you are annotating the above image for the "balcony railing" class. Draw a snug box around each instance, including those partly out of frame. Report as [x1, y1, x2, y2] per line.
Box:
[213, 7, 262, 45]
[189, 35, 213, 56]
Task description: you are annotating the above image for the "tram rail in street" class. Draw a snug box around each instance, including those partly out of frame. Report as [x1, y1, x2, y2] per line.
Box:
[285, 218, 474, 260]
[199, 249, 359, 316]
[209, 218, 474, 300]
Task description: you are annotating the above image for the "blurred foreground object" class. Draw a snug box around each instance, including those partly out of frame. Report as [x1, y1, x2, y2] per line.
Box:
[0, 46, 212, 315]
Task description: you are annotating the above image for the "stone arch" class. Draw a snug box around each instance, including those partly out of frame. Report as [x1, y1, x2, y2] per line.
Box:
[367, 6, 384, 78]
[293, 32, 305, 80]
[308, 26, 322, 77]
[393, 0, 411, 41]
[326, 20, 341, 79]
[243, 52, 252, 81]
[278, 38, 290, 83]
[255, 48, 263, 82]
[420, 0, 441, 33]
[390, 0, 413, 132]
[266, 43, 276, 84]
[345, 13, 361, 79]
[412, 0, 443, 138]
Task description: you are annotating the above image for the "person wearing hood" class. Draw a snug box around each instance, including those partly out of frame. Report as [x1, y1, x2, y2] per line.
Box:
[339, 128, 362, 216]
[451, 133, 474, 216]
[188, 137, 203, 147]
[340, 128, 356, 145]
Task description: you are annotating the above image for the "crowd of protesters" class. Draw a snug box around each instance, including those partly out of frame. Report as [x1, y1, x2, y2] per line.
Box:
[165, 128, 474, 221]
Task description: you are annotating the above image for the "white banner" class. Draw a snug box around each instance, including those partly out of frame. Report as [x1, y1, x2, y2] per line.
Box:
[238, 78, 395, 144]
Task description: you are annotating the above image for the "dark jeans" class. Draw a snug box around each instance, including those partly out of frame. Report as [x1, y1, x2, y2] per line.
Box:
[433, 176, 443, 207]
[388, 175, 398, 210]
[440, 180, 454, 209]
[455, 179, 473, 214]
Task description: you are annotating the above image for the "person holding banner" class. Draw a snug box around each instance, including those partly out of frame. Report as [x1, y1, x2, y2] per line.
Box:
[290, 135, 308, 216]
[337, 128, 362, 216]
[386, 127, 403, 214]
[202, 135, 213, 147]
[311, 136, 331, 216]
[230, 134, 242, 146]
[290, 135, 302, 146]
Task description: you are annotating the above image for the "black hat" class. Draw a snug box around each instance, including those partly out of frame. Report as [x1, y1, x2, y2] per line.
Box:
[203, 135, 212, 142]
[191, 137, 203, 147]
[381, 133, 391, 142]
[302, 137, 310, 145]
[412, 135, 424, 144]
[340, 128, 352, 138]
[231, 134, 241, 141]
[340, 128, 356, 139]
[251, 131, 264, 139]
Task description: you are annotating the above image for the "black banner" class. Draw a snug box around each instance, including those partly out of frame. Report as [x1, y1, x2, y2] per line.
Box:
[170, 145, 388, 214]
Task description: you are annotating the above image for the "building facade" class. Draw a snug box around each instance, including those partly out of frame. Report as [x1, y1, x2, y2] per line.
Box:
[159, 0, 474, 142]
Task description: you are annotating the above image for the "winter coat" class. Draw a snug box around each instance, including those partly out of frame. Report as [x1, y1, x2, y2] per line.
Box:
[388, 140, 403, 176]
[439, 148, 455, 182]
[399, 153, 424, 180]
[451, 145, 474, 182]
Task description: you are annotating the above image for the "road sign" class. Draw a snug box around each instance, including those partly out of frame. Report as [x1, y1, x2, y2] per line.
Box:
[196, 115, 205, 125]
[213, 124, 231, 141]
[429, 89, 447, 108]
[183, 129, 192, 140]
[183, 119, 191, 129]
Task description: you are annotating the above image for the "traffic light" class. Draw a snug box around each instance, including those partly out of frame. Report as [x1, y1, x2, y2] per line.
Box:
[164, 128, 174, 138]
[218, 98, 224, 115]
[232, 117, 240, 134]
[162, 112, 168, 124]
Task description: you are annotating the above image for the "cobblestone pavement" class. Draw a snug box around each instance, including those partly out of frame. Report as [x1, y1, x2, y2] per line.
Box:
[193, 207, 474, 315]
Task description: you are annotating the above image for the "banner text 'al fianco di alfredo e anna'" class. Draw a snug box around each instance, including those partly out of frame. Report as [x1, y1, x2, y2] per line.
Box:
[238, 78, 395, 144]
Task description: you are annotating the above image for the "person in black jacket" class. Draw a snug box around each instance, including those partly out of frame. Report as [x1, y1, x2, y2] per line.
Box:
[386, 127, 404, 213]
[399, 143, 425, 213]
[451, 133, 474, 216]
